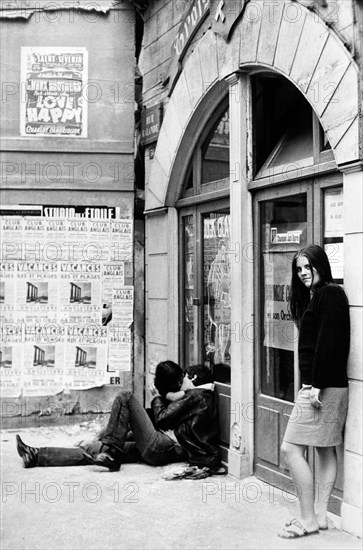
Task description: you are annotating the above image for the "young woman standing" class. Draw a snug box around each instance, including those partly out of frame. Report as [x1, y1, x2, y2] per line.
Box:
[278, 245, 350, 539]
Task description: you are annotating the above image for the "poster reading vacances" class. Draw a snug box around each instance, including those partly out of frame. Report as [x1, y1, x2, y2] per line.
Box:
[0, 205, 133, 397]
[20, 47, 88, 137]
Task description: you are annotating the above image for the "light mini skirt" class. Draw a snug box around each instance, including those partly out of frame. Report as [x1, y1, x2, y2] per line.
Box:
[283, 386, 349, 447]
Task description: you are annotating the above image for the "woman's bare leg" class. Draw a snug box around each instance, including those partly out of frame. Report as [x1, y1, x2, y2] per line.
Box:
[281, 441, 319, 532]
[315, 446, 337, 529]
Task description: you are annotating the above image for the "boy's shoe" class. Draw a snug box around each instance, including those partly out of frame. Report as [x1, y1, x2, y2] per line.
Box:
[210, 465, 227, 476]
[16, 434, 39, 468]
[81, 450, 121, 471]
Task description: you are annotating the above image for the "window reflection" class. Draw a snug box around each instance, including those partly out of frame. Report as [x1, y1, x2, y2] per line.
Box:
[183, 216, 194, 368]
[260, 195, 307, 402]
[202, 110, 229, 184]
[203, 210, 231, 383]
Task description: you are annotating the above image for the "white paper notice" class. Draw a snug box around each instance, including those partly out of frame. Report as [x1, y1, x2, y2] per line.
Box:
[0, 205, 134, 397]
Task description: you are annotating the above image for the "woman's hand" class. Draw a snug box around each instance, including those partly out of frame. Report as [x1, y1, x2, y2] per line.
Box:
[309, 386, 322, 408]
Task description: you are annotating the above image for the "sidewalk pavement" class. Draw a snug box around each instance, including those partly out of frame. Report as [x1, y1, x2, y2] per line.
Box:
[1, 424, 362, 550]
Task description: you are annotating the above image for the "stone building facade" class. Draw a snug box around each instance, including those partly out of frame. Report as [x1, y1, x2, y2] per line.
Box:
[138, 0, 362, 537]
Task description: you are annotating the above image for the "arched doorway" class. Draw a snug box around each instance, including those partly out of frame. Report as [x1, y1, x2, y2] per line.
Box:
[177, 97, 232, 459]
[251, 71, 344, 512]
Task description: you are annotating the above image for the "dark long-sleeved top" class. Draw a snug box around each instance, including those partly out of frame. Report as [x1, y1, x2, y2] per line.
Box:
[298, 284, 350, 389]
[151, 389, 221, 470]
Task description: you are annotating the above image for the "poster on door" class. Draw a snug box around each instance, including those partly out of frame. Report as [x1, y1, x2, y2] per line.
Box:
[324, 188, 344, 282]
[263, 252, 296, 352]
[20, 47, 88, 137]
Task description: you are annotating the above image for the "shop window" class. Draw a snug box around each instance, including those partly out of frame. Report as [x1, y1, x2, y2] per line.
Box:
[183, 214, 195, 369]
[267, 102, 313, 168]
[203, 209, 231, 381]
[180, 98, 230, 199]
[178, 98, 230, 386]
[260, 194, 307, 402]
[185, 168, 193, 191]
[201, 110, 230, 185]
[253, 73, 333, 178]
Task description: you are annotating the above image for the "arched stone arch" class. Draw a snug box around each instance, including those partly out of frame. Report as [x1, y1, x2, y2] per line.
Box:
[146, 0, 360, 211]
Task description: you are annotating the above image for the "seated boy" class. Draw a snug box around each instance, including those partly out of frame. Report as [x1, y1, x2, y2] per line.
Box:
[16, 361, 221, 473]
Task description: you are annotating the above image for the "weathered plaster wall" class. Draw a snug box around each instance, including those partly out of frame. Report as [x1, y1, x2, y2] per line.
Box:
[0, 3, 138, 423]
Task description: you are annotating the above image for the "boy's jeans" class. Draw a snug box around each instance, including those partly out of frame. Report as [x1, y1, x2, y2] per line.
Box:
[38, 391, 184, 467]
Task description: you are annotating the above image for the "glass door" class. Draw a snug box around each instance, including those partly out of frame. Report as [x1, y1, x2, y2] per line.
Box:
[254, 182, 313, 488]
[182, 212, 197, 369]
[259, 193, 309, 403]
[202, 207, 231, 380]
[254, 176, 345, 514]
[180, 200, 231, 454]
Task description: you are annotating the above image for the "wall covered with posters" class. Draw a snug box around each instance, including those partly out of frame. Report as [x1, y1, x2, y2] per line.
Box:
[0, 1, 140, 420]
[1, 205, 133, 397]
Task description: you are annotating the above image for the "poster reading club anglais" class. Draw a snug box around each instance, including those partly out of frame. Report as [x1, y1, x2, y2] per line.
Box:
[20, 47, 88, 137]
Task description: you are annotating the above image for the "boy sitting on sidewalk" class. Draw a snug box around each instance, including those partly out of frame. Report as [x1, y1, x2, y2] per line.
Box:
[16, 362, 224, 476]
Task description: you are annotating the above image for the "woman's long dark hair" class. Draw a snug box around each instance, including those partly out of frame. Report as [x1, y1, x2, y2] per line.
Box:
[289, 244, 333, 327]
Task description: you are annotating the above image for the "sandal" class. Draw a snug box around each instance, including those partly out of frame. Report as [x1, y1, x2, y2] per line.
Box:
[285, 516, 329, 531]
[285, 517, 298, 526]
[278, 518, 320, 539]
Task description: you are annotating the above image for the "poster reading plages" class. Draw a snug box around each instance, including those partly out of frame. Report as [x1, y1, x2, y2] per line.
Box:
[20, 47, 88, 137]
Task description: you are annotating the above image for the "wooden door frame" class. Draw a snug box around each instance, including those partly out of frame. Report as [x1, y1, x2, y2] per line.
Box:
[178, 199, 231, 463]
[253, 180, 314, 399]
[253, 180, 313, 488]
[178, 199, 230, 369]
[253, 174, 345, 513]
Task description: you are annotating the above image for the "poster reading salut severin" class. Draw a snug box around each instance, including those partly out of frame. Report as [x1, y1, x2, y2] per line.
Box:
[20, 47, 88, 137]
